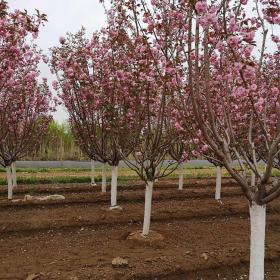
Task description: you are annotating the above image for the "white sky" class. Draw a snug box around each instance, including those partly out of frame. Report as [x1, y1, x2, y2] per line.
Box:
[8, 0, 107, 123]
[7, 1, 279, 123]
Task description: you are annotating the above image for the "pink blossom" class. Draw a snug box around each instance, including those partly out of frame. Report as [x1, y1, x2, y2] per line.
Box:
[201, 145, 209, 153]
[59, 36, 66, 44]
[195, 1, 207, 14]
[250, 84, 257, 91]
[272, 87, 279, 95]
[216, 41, 225, 51]
[227, 35, 239, 47]
[52, 81, 59, 90]
[243, 66, 256, 80]
[228, 18, 237, 32]
[244, 45, 253, 57]
[242, 31, 255, 42]
[192, 150, 200, 157]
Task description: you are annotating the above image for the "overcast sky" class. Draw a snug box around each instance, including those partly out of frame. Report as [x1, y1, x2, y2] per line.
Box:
[8, 0, 107, 123]
[7, 1, 279, 123]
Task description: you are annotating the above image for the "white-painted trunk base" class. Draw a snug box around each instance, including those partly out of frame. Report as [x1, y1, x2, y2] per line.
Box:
[109, 205, 122, 211]
[6, 166, 13, 200]
[215, 166, 222, 200]
[11, 162, 17, 188]
[178, 163, 184, 190]
[90, 159, 96, 186]
[110, 166, 118, 207]
[142, 181, 153, 236]
[249, 203, 266, 280]
[101, 163, 107, 193]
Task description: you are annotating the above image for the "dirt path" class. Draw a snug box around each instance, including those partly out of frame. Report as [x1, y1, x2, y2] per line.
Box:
[0, 180, 279, 280]
[0, 178, 238, 195]
[0, 187, 242, 212]
[1, 217, 280, 280]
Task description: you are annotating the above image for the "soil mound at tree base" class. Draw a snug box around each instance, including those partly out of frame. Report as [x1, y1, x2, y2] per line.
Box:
[127, 230, 164, 246]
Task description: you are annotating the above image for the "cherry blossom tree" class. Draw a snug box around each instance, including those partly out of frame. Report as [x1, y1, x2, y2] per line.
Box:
[122, 71, 181, 235]
[0, 1, 53, 200]
[51, 28, 142, 208]
[168, 110, 191, 191]
[185, 1, 280, 279]
[169, 140, 187, 190]
[90, 159, 97, 186]
[203, 151, 224, 200]
[105, 0, 279, 277]
[70, 122, 98, 187]
[101, 0, 188, 236]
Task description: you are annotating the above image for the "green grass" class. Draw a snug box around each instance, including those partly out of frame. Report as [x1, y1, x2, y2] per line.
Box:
[0, 167, 94, 173]
[0, 171, 226, 186]
[0, 166, 214, 173]
[0, 176, 92, 185]
[0, 175, 141, 185]
[0, 164, 278, 186]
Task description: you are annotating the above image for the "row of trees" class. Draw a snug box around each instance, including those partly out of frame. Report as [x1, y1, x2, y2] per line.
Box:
[1, 0, 279, 279]
[35, 121, 84, 161]
[50, 0, 280, 279]
[0, 1, 54, 199]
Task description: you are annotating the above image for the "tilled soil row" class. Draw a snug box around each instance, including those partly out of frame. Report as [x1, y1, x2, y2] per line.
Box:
[1, 195, 280, 237]
[139, 258, 280, 280]
[0, 178, 238, 196]
[0, 186, 242, 210]
[1, 216, 280, 280]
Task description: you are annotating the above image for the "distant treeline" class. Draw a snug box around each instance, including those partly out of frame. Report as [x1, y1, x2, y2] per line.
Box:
[25, 121, 86, 161]
[25, 121, 194, 162]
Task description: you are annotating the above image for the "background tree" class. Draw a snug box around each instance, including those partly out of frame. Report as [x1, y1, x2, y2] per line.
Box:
[51, 28, 142, 208]
[0, 1, 53, 199]
[32, 121, 83, 161]
[169, 140, 186, 190]
[168, 109, 190, 191]
[106, 0, 280, 276]
[202, 150, 224, 200]
[185, 1, 280, 279]
[103, 1, 187, 236]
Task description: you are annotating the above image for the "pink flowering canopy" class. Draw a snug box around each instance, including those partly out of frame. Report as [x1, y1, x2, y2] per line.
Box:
[51, 27, 145, 166]
[103, 1, 192, 181]
[0, 2, 54, 167]
[103, 0, 280, 203]
[187, 0, 280, 204]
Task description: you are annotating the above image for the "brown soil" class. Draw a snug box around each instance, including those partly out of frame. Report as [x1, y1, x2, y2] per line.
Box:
[0, 177, 238, 195]
[127, 230, 165, 246]
[0, 178, 280, 280]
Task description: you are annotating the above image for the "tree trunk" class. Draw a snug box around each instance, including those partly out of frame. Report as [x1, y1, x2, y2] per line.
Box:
[11, 162, 17, 187]
[60, 136, 64, 161]
[249, 202, 266, 280]
[101, 163, 107, 193]
[6, 166, 13, 200]
[142, 181, 154, 236]
[90, 159, 96, 186]
[215, 166, 222, 200]
[70, 141, 74, 158]
[110, 165, 118, 207]
[178, 163, 184, 190]
[251, 170, 256, 187]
